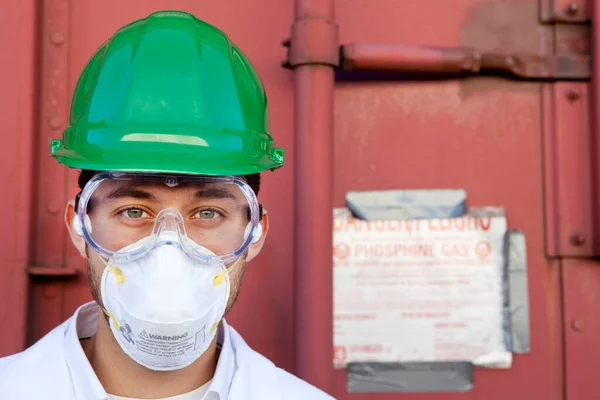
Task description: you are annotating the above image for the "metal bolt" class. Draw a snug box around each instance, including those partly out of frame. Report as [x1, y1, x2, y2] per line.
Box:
[47, 200, 61, 215]
[565, 3, 579, 16]
[48, 116, 62, 130]
[49, 31, 65, 46]
[566, 89, 581, 101]
[570, 233, 587, 246]
[571, 318, 585, 332]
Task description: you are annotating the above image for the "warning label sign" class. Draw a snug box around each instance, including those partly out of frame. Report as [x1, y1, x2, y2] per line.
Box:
[135, 329, 196, 358]
[333, 207, 511, 369]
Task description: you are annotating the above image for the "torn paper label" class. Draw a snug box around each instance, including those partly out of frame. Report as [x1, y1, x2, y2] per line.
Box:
[333, 207, 512, 369]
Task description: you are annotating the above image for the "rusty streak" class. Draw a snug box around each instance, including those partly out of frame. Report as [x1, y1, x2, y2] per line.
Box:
[340, 43, 591, 80]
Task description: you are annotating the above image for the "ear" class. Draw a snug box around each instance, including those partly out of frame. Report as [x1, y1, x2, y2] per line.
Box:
[245, 209, 269, 263]
[65, 199, 87, 259]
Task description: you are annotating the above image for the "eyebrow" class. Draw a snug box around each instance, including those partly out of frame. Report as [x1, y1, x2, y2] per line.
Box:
[106, 187, 157, 201]
[194, 188, 238, 201]
[103, 186, 238, 203]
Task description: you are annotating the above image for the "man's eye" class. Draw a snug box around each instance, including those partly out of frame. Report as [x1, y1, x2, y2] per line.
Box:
[198, 210, 217, 219]
[124, 208, 146, 219]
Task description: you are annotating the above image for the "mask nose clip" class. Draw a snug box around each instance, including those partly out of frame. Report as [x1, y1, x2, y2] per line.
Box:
[152, 208, 188, 245]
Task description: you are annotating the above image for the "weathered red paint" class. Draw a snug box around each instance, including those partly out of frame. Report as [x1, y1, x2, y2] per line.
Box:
[559, 14, 600, 400]
[555, 24, 590, 55]
[562, 259, 600, 400]
[0, 0, 37, 356]
[1, 0, 599, 399]
[341, 44, 480, 73]
[331, 1, 565, 398]
[287, 17, 338, 68]
[593, 0, 600, 255]
[540, 0, 590, 23]
[28, 267, 78, 277]
[291, 0, 336, 391]
[542, 82, 595, 257]
[331, 77, 562, 400]
[27, 0, 73, 345]
[340, 43, 590, 79]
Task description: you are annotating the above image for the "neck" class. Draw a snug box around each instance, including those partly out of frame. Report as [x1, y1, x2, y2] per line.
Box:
[82, 314, 219, 398]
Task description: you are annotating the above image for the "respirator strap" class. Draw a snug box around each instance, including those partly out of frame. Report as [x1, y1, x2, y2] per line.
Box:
[213, 256, 243, 287]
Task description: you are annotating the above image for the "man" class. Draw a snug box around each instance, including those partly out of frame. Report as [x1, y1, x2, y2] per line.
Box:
[0, 10, 333, 400]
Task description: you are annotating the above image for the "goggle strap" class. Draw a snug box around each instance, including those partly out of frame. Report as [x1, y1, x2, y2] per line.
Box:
[74, 192, 81, 213]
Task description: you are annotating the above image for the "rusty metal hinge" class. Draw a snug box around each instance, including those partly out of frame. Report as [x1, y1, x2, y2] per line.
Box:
[540, 0, 590, 24]
[542, 83, 597, 257]
[338, 43, 590, 80]
[28, 266, 78, 278]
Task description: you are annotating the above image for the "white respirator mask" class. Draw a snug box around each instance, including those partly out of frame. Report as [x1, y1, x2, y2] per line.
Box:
[74, 172, 263, 370]
[99, 231, 241, 371]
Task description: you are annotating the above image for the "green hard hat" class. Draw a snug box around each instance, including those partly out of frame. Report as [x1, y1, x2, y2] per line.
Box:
[50, 10, 284, 176]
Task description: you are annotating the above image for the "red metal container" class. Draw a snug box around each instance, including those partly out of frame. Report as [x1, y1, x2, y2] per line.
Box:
[1, 0, 598, 399]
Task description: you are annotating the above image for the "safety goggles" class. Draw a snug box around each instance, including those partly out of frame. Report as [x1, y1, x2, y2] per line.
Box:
[76, 172, 261, 265]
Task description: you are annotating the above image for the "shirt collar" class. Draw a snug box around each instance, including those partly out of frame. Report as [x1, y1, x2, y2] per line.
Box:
[206, 319, 236, 400]
[63, 302, 237, 400]
[64, 302, 108, 400]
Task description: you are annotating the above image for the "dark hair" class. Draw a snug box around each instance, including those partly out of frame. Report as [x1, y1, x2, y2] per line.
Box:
[77, 169, 261, 195]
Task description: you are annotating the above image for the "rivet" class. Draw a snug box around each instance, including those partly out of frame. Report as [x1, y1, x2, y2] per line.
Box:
[571, 318, 585, 332]
[48, 116, 62, 130]
[47, 200, 61, 215]
[565, 89, 581, 101]
[570, 233, 587, 246]
[50, 31, 65, 46]
[566, 3, 579, 16]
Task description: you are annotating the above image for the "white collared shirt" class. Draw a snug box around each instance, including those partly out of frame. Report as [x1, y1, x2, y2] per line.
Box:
[107, 381, 210, 400]
[65, 302, 235, 400]
[0, 302, 335, 400]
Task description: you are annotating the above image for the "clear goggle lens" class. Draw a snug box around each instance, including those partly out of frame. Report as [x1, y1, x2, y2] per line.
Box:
[78, 173, 260, 265]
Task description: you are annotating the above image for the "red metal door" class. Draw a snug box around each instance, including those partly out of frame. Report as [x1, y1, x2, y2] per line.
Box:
[331, 77, 563, 398]
[562, 260, 600, 400]
[0, 0, 36, 357]
[326, 0, 585, 398]
[331, 7, 563, 399]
